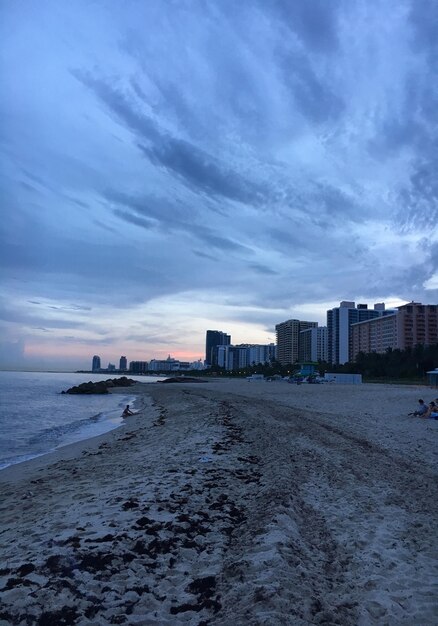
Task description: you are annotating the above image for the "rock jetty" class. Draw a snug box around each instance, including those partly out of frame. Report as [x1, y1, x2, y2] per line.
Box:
[62, 377, 137, 394]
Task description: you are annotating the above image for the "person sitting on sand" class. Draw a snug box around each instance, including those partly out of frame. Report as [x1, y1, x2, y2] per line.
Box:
[424, 401, 438, 420]
[408, 399, 428, 417]
[122, 404, 134, 417]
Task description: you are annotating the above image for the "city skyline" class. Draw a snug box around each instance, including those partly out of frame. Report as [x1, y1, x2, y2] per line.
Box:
[1, 1, 437, 371]
[0, 296, 436, 372]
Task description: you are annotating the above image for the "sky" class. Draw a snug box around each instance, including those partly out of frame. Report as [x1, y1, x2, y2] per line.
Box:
[0, 0, 437, 371]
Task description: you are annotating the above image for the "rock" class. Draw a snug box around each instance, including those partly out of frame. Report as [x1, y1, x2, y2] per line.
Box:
[62, 378, 136, 394]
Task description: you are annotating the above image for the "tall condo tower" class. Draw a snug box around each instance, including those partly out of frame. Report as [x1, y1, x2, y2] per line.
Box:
[327, 301, 392, 364]
[205, 330, 231, 367]
[275, 319, 318, 365]
[92, 355, 101, 371]
[119, 356, 127, 371]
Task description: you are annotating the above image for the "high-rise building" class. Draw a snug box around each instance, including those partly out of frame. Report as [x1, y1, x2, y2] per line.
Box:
[217, 345, 248, 370]
[299, 327, 328, 362]
[275, 319, 318, 365]
[351, 314, 397, 360]
[205, 330, 231, 366]
[92, 355, 101, 371]
[350, 302, 438, 360]
[327, 301, 395, 364]
[248, 343, 276, 366]
[119, 356, 127, 371]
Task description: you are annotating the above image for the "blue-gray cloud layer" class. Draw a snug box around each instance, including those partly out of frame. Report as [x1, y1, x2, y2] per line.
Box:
[0, 0, 436, 367]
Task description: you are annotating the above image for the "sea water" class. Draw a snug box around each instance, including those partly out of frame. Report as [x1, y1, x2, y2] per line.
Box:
[0, 371, 159, 470]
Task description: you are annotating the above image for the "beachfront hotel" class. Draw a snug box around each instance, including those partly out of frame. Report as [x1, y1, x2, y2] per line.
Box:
[326, 301, 395, 365]
[275, 319, 318, 365]
[350, 302, 438, 361]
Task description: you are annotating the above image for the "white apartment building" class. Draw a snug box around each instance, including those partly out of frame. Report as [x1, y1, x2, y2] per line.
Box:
[299, 327, 328, 362]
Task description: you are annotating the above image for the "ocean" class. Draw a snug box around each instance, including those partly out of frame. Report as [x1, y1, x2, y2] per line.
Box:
[0, 371, 159, 470]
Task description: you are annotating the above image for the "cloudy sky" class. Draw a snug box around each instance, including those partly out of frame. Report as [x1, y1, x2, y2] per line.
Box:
[1, 0, 437, 370]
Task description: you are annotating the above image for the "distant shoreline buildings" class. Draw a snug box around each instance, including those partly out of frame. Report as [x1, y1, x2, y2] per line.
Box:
[91, 354, 205, 374]
[89, 300, 437, 374]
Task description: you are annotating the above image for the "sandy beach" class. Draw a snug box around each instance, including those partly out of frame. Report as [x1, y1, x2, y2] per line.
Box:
[0, 379, 437, 625]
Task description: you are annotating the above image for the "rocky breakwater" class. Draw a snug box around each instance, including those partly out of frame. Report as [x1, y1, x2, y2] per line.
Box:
[62, 376, 137, 394]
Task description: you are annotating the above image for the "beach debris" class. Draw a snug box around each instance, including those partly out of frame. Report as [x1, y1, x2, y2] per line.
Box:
[36, 606, 79, 626]
[121, 498, 140, 510]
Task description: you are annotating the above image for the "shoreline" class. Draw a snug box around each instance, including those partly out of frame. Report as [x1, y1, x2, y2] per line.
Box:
[1, 380, 437, 624]
[0, 384, 147, 483]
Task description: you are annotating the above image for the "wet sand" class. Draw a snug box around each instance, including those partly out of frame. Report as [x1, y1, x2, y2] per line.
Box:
[0, 380, 437, 625]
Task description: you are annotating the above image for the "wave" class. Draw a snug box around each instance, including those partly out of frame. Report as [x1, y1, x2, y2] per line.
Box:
[1, 395, 135, 471]
[27, 410, 109, 446]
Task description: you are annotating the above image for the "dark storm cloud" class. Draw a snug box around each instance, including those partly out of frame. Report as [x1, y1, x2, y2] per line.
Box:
[69, 197, 90, 210]
[189, 224, 252, 254]
[21, 170, 47, 187]
[138, 139, 261, 204]
[108, 190, 251, 254]
[0, 304, 84, 329]
[248, 263, 279, 276]
[0, 234, 169, 305]
[409, 0, 438, 60]
[20, 181, 39, 193]
[71, 70, 161, 144]
[28, 300, 91, 312]
[271, 0, 341, 52]
[93, 220, 118, 234]
[54, 304, 92, 312]
[113, 209, 156, 231]
[316, 183, 358, 220]
[193, 250, 217, 262]
[74, 71, 265, 205]
[399, 158, 438, 231]
[267, 228, 305, 248]
[368, 118, 424, 157]
[104, 190, 170, 222]
[55, 335, 118, 346]
[278, 51, 344, 123]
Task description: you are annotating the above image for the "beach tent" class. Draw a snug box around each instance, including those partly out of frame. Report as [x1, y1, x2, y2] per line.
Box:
[426, 368, 438, 387]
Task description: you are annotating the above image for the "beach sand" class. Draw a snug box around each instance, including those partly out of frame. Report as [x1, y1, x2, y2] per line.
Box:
[0, 380, 437, 625]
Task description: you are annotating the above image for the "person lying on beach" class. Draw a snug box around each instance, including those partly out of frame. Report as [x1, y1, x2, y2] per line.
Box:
[122, 404, 134, 417]
[408, 399, 428, 417]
